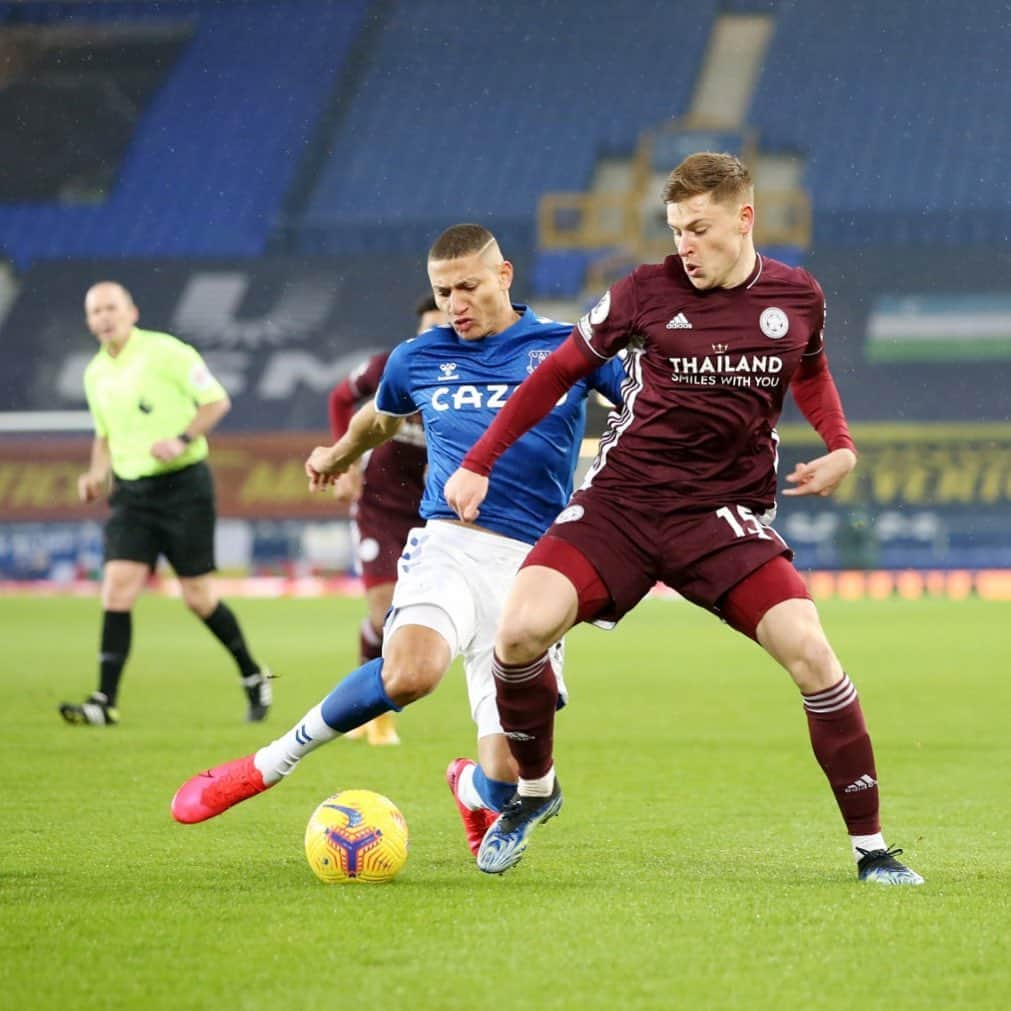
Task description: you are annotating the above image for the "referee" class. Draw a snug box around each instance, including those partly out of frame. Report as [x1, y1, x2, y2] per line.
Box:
[59, 281, 272, 726]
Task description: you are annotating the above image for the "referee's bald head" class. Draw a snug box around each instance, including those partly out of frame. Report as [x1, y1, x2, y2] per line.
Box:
[85, 281, 135, 311]
[84, 281, 139, 349]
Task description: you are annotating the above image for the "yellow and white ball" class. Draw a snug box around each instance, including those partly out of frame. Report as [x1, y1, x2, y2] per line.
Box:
[304, 789, 408, 884]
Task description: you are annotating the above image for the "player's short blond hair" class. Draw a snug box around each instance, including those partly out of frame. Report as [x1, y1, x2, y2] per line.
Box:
[662, 152, 753, 207]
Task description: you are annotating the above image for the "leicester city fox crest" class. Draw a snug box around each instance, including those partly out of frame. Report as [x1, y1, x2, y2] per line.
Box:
[527, 349, 551, 373]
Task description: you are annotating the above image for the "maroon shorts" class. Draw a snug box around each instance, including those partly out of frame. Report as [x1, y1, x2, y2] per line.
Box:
[541, 487, 793, 622]
[351, 504, 416, 589]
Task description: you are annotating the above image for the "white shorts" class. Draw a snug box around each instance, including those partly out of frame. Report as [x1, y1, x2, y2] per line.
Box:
[383, 520, 567, 738]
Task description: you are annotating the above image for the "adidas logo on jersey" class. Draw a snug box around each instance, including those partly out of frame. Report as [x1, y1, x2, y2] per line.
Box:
[666, 312, 692, 329]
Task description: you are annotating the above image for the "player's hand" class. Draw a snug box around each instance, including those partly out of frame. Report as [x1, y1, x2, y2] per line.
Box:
[306, 445, 345, 492]
[331, 466, 363, 504]
[150, 437, 187, 463]
[783, 448, 857, 497]
[443, 467, 489, 522]
[77, 470, 107, 503]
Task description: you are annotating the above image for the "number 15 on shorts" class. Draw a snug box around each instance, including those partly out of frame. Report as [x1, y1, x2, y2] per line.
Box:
[716, 505, 786, 546]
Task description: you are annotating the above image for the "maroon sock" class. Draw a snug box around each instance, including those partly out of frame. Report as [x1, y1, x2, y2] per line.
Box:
[359, 618, 383, 664]
[492, 651, 558, 779]
[803, 674, 881, 835]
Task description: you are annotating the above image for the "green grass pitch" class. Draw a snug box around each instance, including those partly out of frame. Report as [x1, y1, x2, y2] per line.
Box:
[3, 593, 1007, 1010]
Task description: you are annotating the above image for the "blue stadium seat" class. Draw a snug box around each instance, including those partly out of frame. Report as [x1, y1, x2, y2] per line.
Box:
[748, 1, 1011, 244]
[0, 0, 368, 268]
[299, 0, 718, 252]
[532, 250, 599, 298]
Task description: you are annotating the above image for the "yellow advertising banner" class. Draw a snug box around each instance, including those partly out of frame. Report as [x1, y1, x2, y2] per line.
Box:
[3, 423, 1010, 521]
[0, 432, 347, 521]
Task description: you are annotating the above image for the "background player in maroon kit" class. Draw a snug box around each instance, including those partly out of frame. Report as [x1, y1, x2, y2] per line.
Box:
[327, 295, 447, 745]
[445, 152, 923, 885]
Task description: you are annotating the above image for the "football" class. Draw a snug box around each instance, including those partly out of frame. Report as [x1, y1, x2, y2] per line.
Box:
[304, 789, 409, 884]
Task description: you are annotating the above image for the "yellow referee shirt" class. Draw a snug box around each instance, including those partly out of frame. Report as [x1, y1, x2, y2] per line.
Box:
[83, 327, 228, 480]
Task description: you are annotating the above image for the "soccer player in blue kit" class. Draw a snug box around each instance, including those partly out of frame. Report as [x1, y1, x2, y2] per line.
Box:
[171, 224, 627, 853]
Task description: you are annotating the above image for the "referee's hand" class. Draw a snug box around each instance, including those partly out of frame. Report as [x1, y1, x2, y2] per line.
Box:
[77, 470, 106, 503]
[150, 437, 188, 462]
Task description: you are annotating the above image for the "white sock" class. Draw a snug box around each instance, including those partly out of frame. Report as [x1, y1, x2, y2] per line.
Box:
[253, 703, 340, 785]
[518, 767, 555, 798]
[455, 762, 485, 810]
[851, 832, 887, 862]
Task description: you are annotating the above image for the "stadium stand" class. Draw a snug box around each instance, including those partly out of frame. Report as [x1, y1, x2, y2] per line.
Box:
[0, 0, 1008, 579]
[2, 1, 1007, 264]
[0, 18, 190, 202]
[296, 0, 719, 254]
[748, 0, 1011, 244]
[0, 0, 368, 268]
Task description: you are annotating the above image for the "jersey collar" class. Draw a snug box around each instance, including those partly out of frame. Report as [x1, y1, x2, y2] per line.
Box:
[102, 326, 145, 362]
[480, 304, 531, 343]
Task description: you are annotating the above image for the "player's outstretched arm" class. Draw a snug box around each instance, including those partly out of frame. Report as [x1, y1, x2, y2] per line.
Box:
[444, 468, 490, 522]
[783, 448, 857, 497]
[306, 400, 402, 492]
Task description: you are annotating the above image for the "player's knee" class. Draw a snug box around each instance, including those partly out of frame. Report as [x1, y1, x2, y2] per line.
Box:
[786, 631, 841, 693]
[181, 585, 216, 617]
[495, 611, 554, 666]
[101, 572, 144, 610]
[381, 657, 445, 706]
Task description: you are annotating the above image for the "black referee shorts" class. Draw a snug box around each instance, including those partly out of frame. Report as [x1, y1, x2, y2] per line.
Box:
[104, 461, 217, 577]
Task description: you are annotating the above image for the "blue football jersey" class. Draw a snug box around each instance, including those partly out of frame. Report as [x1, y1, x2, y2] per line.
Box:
[375, 305, 626, 544]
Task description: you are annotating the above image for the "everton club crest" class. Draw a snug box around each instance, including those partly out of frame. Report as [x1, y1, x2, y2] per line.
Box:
[527, 349, 551, 373]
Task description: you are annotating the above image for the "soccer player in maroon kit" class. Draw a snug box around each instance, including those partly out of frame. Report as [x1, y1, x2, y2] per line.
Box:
[445, 153, 923, 885]
[327, 295, 447, 745]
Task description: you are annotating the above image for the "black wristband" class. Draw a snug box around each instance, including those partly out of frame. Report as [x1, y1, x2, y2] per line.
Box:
[178, 432, 193, 445]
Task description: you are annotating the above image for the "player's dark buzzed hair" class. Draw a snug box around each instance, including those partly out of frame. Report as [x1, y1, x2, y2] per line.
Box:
[428, 223, 497, 261]
[662, 152, 753, 207]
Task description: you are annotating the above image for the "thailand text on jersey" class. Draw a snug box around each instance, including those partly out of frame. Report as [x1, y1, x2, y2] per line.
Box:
[576, 254, 825, 511]
[375, 306, 627, 544]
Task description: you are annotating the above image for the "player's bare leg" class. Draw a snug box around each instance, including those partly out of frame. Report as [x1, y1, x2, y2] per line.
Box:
[757, 594, 923, 885]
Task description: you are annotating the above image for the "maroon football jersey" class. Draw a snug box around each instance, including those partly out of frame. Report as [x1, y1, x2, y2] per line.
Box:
[345, 352, 426, 517]
[576, 253, 825, 511]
